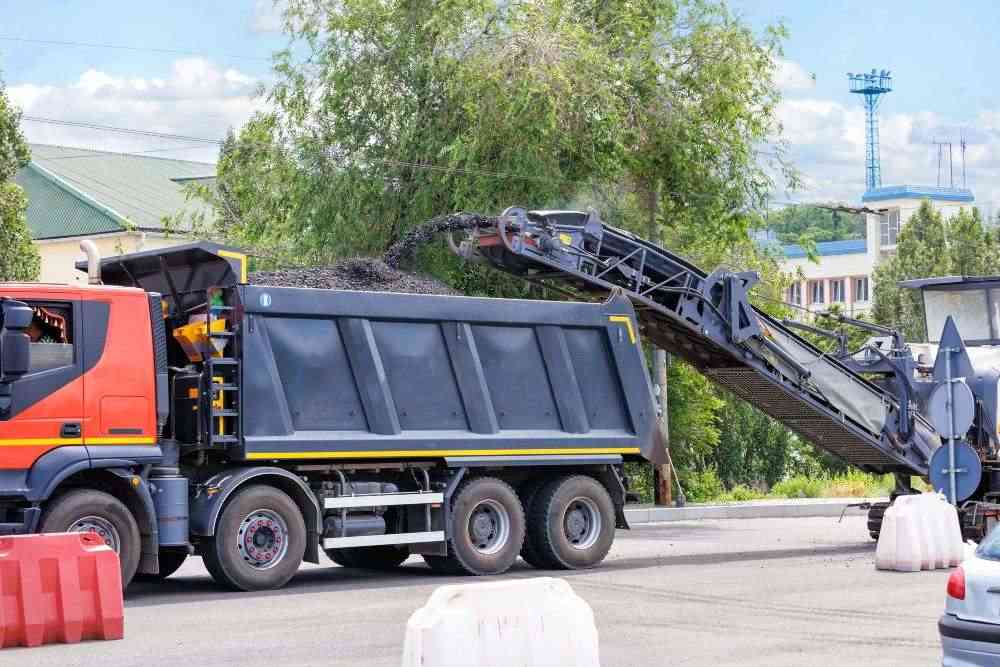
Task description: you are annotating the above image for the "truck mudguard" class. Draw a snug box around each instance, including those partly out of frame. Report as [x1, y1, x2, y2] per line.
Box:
[189, 466, 322, 563]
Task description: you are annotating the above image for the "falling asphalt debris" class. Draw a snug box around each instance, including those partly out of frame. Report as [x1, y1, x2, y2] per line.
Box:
[251, 212, 496, 295]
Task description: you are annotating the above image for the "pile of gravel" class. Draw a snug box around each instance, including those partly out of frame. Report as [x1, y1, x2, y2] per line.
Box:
[251, 212, 498, 295]
[250, 257, 459, 295]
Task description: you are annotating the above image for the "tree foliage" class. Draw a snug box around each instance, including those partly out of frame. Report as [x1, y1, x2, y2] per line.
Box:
[872, 201, 996, 341]
[189, 0, 814, 492]
[766, 205, 864, 245]
[0, 78, 38, 282]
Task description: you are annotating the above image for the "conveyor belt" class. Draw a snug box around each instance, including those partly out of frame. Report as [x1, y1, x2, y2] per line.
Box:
[466, 209, 938, 475]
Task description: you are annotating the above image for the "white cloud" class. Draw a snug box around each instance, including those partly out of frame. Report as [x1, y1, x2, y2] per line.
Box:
[251, 0, 286, 33]
[8, 58, 266, 164]
[772, 60, 1000, 218]
[774, 58, 815, 93]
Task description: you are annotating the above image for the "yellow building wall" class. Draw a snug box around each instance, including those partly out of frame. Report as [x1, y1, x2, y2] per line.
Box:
[36, 234, 188, 284]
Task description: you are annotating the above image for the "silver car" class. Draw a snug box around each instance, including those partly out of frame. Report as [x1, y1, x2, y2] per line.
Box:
[941, 527, 1000, 665]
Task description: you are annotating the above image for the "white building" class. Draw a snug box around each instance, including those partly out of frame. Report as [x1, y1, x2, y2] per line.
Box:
[780, 185, 975, 317]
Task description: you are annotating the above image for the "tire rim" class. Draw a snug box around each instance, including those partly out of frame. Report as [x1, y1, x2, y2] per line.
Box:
[237, 509, 289, 570]
[564, 497, 601, 550]
[468, 499, 511, 555]
[69, 515, 121, 553]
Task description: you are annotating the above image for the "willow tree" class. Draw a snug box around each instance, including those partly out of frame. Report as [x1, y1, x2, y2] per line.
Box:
[0, 78, 38, 282]
[204, 0, 792, 496]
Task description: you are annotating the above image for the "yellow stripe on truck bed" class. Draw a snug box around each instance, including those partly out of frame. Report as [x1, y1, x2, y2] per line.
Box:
[246, 447, 641, 460]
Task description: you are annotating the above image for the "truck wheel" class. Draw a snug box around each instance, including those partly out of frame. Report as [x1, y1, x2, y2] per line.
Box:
[438, 477, 525, 576]
[202, 485, 306, 592]
[136, 548, 188, 581]
[518, 478, 549, 568]
[39, 489, 141, 588]
[326, 545, 408, 570]
[528, 475, 615, 570]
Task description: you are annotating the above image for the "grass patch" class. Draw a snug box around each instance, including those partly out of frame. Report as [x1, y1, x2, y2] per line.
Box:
[677, 471, 896, 504]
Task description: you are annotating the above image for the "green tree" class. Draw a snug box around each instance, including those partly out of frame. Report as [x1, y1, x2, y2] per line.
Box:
[188, 0, 795, 494]
[949, 207, 996, 276]
[766, 205, 864, 245]
[871, 201, 949, 341]
[0, 77, 38, 282]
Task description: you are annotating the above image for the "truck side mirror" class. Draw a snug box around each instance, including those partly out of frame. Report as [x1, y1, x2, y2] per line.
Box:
[0, 299, 32, 381]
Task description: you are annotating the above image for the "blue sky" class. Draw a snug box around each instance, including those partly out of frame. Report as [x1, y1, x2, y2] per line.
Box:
[2, 2, 281, 85]
[3, 1, 999, 209]
[733, 0, 1000, 124]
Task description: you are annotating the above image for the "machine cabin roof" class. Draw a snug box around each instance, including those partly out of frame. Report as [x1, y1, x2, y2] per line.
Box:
[899, 276, 1000, 346]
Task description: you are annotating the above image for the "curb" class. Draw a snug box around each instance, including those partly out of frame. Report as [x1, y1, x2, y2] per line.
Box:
[624, 497, 887, 524]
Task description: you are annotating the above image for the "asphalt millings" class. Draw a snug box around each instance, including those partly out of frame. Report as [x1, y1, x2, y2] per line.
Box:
[251, 212, 496, 295]
[250, 258, 459, 295]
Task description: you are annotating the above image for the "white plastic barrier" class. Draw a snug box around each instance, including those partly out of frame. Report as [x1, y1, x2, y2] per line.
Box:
[875, 493, 964, 572]
[402, 577, 600, 667]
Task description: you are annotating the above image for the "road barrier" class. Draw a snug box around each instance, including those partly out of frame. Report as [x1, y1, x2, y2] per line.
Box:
[0, 532, 124, 648]
[875, 493, 963, 572]
[402, 577, 599, 667]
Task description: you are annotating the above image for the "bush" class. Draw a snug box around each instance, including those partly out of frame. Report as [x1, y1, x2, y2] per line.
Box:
[824, 471, 893, 498]
[680, 469, 724, 503]
[771, 475, 824, 498]
[717, 485, 767, 503]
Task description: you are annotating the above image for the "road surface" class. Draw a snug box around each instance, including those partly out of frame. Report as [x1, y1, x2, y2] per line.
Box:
[13, 515, 946, 666]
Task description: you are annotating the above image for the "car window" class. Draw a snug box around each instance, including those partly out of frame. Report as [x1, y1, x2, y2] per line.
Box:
[24, 302, 75, 373]
[976, 524, 1000, 560]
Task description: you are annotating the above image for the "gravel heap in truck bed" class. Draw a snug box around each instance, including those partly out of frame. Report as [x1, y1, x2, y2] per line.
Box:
[251, 212, 498, 295]
[250, 257, 459, 295]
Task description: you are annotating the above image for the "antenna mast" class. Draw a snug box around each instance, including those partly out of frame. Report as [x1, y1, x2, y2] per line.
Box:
[848, 69, 893, 191]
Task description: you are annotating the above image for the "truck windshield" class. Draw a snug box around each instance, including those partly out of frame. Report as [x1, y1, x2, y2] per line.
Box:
[924, 288, 996, 343]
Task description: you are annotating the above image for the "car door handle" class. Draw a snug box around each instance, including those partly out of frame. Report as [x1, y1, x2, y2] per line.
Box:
[60, 422, 81, 438]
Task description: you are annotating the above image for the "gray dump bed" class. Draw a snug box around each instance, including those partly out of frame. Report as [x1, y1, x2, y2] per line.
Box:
[236, 285, 661, 463]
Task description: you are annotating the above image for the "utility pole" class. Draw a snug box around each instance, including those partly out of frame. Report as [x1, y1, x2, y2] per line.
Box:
[647, 182, 672, 506]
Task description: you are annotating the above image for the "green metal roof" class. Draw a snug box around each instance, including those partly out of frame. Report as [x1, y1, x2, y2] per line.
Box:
[14, 166, 121, 239]
[15, 144, 216, 240]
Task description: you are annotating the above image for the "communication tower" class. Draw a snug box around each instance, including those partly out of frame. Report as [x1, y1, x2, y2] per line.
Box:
[848, 69, 893, 191]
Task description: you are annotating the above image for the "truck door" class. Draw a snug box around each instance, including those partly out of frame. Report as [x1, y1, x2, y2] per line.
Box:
[0, 298, 85, 470]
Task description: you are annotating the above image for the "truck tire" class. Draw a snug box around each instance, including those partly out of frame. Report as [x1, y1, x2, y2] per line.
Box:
[136, 548, 188, 581]
[39, 489, 141, 588]
[326, 545, 409, 570]
[527, 475, 615, 570]
[433, 477, 525, 576]
[518, 478, 549, 568]
[202, 485, 306, 592]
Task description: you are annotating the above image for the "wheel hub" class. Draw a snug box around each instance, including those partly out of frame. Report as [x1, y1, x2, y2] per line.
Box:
[238, 509, 289, 570]
[69, 516, 120, 552]
[468, 499, 511, 555]
[564, 498, 601, 550]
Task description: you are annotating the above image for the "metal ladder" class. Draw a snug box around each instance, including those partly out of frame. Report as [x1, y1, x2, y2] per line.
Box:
[204, 301, 240, 447]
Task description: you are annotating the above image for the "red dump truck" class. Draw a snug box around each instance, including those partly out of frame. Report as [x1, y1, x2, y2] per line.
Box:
[0, 241, 661, 590]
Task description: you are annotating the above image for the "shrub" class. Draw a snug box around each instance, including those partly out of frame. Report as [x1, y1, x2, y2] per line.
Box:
[718, 485, 767, 503]
[771, 475, 824, 498]
[680, 469, 724, 503]
[824, 471, 893, 498]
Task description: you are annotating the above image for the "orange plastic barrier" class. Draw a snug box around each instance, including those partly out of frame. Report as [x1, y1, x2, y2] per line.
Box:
[0, 532, 124, 648]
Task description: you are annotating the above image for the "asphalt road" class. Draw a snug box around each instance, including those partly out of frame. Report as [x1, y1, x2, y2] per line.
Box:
[10, 515, 947, 666]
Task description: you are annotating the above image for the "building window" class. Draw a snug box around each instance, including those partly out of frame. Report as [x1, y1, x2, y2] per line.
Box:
[854, 276, 869, 302]
[880, 208, 900, 247]
[787, 282, 802, 305]
[830, 279, 846, 303]
[809, 280, 825, 305]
